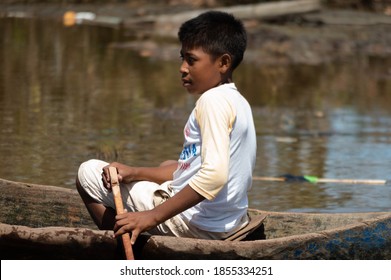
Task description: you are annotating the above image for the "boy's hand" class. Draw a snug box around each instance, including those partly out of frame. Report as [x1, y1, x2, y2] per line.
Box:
[101, 165, 114, 190]
[101, 162, 135, 190]
[113, 210, 158, 244]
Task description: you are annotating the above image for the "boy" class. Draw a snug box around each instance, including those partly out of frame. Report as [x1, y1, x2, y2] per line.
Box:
[76, 11, 256, 244]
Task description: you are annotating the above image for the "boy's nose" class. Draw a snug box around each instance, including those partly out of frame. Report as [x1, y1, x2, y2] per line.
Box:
[179, 61, 189, 74]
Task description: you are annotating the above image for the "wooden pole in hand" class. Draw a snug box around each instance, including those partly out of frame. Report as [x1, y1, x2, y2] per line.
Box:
[109, 166, 135, 260]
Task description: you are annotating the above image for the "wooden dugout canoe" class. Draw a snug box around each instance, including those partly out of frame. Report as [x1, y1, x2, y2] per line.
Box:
[1, 177, 391, 260]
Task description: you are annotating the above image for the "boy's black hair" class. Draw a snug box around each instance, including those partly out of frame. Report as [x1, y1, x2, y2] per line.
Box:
[178, 11, 247, 70]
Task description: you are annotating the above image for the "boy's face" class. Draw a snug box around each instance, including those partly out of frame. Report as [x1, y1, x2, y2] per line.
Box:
[180, 47, 226, 95]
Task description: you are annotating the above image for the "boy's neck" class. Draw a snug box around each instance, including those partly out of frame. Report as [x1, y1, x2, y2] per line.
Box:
[219, 76, 233, 85]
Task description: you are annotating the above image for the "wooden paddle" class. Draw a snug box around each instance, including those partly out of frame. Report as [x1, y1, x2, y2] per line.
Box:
[108, 166, 135, 260]
[253, 174, 387, 185]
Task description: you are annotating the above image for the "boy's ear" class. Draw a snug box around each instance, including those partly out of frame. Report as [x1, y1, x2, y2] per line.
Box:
[219, 54, 232, 73]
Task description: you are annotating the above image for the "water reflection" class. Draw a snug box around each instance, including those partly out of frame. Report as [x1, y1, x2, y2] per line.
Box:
[1, 18, 391, 212]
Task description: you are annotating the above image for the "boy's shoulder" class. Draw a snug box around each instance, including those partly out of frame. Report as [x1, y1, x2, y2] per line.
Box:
[196, 83, 245, 110]
[201, 83, 238, 99]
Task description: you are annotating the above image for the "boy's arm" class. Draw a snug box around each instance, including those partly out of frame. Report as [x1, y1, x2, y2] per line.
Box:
[102, 161, 178, 189]
[113, 185, 204, 243]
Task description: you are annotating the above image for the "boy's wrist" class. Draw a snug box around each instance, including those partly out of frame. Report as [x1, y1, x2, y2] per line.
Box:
[150, 207, 166, 226]
[121, 166, 139, 183]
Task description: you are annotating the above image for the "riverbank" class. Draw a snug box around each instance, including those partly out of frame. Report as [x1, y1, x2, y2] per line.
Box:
[1, 1, 391, 64]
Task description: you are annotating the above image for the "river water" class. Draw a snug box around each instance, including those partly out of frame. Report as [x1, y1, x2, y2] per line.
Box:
[1, 17, 391, 213]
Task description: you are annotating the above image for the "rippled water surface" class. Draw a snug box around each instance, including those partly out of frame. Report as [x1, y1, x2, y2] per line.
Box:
[1, 18, 391, 213]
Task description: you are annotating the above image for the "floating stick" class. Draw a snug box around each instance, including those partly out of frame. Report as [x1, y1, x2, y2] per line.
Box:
[253, 174, 387, 185]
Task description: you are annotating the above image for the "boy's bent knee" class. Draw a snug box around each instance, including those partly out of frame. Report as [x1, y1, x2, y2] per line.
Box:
[78, 159, 106, 176]
[77, 159, 107, 187]
[76, 159, 112, 206]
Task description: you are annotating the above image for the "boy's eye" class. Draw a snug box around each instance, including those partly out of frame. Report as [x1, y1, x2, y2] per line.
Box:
[185, 56, 196, 65]
[179, 52, 197, 66]
[180, 53, 196, 65]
